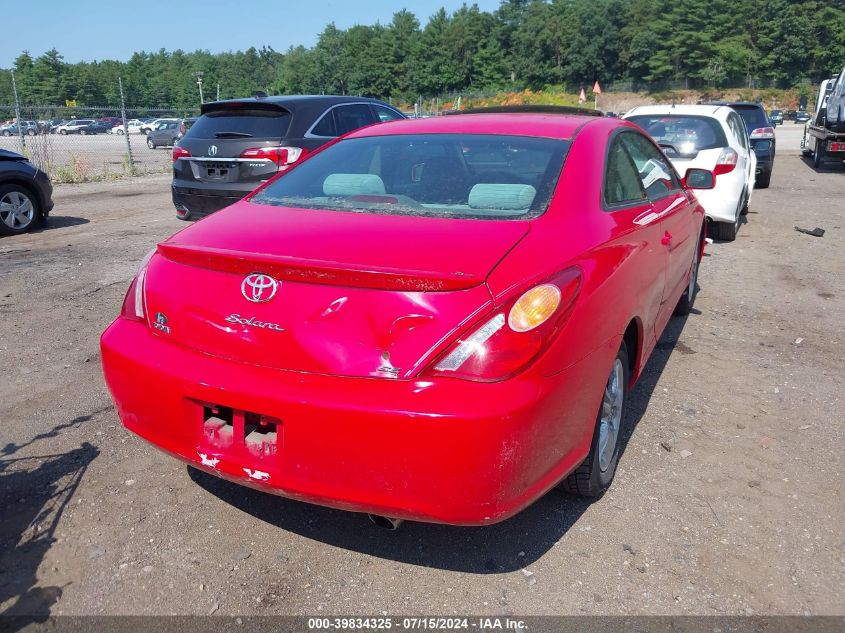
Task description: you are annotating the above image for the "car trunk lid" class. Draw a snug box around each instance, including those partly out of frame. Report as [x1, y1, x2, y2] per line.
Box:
[143, 202, 529, 378]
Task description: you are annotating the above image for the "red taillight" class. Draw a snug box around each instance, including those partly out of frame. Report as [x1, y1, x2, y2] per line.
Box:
[713, 147, 738, 176]
[238, 146, 308, 171]
[424, 268, 582, 382]
[120, 251, 154, 322]
[172, 146, 191, 163]
[749, 126, 775, 139]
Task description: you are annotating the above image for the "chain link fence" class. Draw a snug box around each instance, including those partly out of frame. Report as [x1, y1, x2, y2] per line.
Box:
[0, 103, 199, 182]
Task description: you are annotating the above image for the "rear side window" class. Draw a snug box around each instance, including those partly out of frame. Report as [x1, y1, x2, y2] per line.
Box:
[373, 105, 404, 122]
[186, 108, 291, 140]
[604, 138, 646, 207]
[626, 114, 728, 157]
[620, 133, 681, 200]
[335, 104, 376, 135]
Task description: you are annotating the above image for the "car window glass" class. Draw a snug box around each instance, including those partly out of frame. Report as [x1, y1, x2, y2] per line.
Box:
[621, 132, 681, 200]
[373, 105, 404, 122]
[334, 104, 376, 135]
[251, 133, 570, 220]
[604, 138, 646, 207]
[627, 114, 728, 157]
[311, 110, 337, 137]
[186, 108, 291, 140]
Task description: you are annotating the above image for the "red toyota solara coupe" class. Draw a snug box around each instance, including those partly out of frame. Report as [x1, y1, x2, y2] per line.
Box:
[101, 109, 710, 526]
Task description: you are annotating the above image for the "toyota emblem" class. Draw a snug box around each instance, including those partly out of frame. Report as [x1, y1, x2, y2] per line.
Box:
[208, 144, 218, 156]
[241, 273, 279, 303]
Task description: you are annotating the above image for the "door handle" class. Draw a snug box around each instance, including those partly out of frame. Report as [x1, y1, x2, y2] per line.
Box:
[661, 231, 672, 246]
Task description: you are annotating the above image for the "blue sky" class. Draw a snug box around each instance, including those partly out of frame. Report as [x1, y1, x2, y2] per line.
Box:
[4, 0, 503, 67]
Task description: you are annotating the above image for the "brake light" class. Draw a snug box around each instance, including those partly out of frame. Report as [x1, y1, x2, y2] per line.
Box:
[426, 269, 581, 382]
[749, 126, 775, 139]
[713, 147, 738, 176]
[120, 251, 154, 322]
[172, 146, 191, 163]
[239, 146, 308, 171]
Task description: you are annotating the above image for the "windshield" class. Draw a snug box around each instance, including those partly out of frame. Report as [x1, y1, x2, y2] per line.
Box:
[626, 115, 728, 157]
[250, 134, 570, 219]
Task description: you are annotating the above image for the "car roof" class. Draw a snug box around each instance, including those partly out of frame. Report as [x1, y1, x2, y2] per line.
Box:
[345, 112, 598, 140]
[705, 101, 764, 107]
[200, 95, 390, 115]
[624, 104, 732, 120]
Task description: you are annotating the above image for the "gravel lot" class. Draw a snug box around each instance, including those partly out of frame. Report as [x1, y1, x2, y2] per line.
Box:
[1, 124, 843, 617]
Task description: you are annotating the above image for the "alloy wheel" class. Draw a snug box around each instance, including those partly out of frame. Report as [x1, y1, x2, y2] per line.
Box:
[0, 191, 35, 230]
[598, 358, 625, 472]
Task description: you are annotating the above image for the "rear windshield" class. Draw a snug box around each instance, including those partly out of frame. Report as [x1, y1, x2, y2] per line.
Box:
[186, 108, 291, 140]
[730, 105, 768, 128]
[626, 115, 728, 157]
[250, 134, 570, 220]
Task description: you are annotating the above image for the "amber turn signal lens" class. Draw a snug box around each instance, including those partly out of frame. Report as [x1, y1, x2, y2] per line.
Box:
[508, 284, 562, 333]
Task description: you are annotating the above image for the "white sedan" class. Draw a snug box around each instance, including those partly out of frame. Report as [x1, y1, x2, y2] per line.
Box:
[109, 119, 145, 135]
[624, 104, 756, 241]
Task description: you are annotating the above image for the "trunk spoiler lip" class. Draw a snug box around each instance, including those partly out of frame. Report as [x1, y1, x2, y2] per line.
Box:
[156, 241, 487, 292]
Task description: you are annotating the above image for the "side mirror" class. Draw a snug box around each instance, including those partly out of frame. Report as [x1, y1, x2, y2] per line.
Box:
[684, 168, 715, 190]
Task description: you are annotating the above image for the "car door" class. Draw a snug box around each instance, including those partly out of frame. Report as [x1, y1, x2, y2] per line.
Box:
[602, 134, 666, 350]
[727, 112, 755, 195]
[620, 131, 696, 326]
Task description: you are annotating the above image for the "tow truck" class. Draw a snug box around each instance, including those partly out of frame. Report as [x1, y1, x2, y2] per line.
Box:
[801, 72, 845, 169]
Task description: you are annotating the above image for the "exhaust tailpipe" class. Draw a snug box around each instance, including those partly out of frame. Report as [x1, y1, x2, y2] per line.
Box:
[367, 514, 403, 530]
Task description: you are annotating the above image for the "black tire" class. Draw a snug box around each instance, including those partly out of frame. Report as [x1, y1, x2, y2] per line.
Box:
[117, 129, 125, 135]
[562, 342, 630, 497]
[60, 129, 67, 135]
[147, 139, 155, 149]
[0, 183, 40, 236]
[80, 129, 87, 135]
[712, 218, 737, 241]
[813, 144, 825, 169]
[674, 233, 701, 316]
[1, 131, 10, 137]
[755, 170, 771, 189]
[27, 129, 35, 136]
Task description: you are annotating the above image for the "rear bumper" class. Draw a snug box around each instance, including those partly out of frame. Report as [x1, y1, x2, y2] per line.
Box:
[751, 140, 775, 172]
[100, 318, 607, 525]
[172, 186, 244, 218]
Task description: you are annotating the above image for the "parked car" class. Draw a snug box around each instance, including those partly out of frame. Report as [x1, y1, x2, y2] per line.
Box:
[794, 110, 811, 124]
[704, 101, 775, 189]
[48, 119, 68, 133]
[146, 120, 185, 148]
[101, 108, 709, 526]
[55, 119, 96, 134]
[1, 121, 39, 136]
[0, 148, 54, 235]
[625, 104, 756, 241]
[172, 95, 405, 219]
[769, 109, 784, 126]
[110, 119, 145, 135]
[140, 118, 177, 134]
[80, 120, 114, 135]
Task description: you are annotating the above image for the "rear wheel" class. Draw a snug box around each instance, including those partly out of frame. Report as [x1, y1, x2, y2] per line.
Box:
[0, 185, 39, 235]
[562, 343, 629, 497]
[674, 235, 701, 316]
[27, 129, 35, 136]
[755, 171, 771, 189]
[813, 144, 825, 169]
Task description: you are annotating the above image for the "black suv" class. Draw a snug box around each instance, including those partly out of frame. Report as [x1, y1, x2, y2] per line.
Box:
[172, 95, 405, 219]
[706, 101, 776, 188]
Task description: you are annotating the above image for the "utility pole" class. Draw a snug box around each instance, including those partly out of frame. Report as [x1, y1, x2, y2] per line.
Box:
[195, 71, 205, 104]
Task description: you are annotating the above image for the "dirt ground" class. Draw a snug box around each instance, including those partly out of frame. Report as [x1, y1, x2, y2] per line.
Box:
[0, 125, 843, 617]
